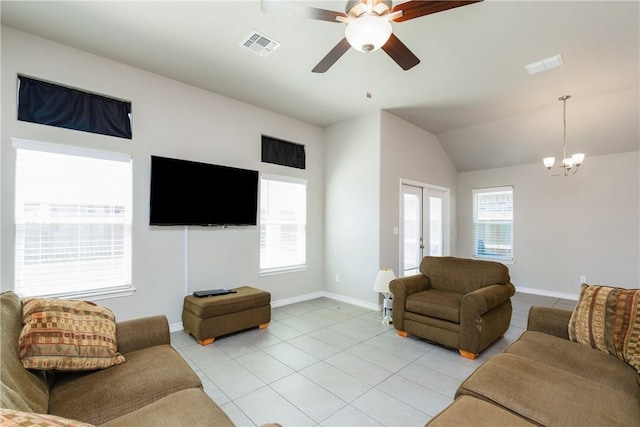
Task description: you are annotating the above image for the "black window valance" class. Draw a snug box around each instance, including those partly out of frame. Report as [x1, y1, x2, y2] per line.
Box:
[261, 135, 305, 169]
[18, 76, 132, 139]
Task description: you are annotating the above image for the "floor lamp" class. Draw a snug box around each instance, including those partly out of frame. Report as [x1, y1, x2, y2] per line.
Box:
[373, 268, 396, 324]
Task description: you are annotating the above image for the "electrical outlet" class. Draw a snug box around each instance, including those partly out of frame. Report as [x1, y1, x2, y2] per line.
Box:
[335, 274, 340, 282]
[580, 275, 587, 284]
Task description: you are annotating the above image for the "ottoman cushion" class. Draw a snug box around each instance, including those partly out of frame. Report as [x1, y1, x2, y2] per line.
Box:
[183, 286, 271, 318]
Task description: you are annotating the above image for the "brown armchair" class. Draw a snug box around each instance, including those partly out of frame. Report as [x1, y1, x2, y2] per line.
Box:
[390, 256, 515, 359]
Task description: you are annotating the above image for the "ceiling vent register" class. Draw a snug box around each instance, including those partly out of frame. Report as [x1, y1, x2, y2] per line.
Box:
[240, 31, 281, 57]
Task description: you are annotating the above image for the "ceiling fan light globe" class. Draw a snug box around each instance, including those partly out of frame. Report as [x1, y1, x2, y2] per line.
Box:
[345, 15, 392, 52]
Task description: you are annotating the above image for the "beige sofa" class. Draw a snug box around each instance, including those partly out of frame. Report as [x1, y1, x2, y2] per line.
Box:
[428, 305, 640, 426]
[390, 256, 515, 359]
[0, 291, 234, 426]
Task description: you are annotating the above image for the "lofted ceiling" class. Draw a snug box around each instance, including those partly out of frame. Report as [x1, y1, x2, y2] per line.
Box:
[1, 1, 638, 172]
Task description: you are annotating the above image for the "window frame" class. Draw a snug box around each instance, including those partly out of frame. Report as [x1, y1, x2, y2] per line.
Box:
[472, 185, 514, 263]
[259, 173, 307, 276]
[12, 137, 135, 300]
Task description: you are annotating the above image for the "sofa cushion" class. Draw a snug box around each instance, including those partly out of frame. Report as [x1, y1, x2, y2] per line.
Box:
[506, 331, 640, 401]
[420, 256, 510, 294]
[406, 290, 462, 323]
[568, 284, 640, 373]
[100, 388, 233, 427]
[0, 292, 49, 413]
[19, 298, 125, 371]
[48, 344, 202, 425]
[0, 408, 94, 427]
[456, 353, 640, 427]
[427, 395, 535, 427]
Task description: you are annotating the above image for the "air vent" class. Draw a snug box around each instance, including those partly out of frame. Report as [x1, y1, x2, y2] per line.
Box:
[240, 31, 281, 57]
[525, 54, 564, 75]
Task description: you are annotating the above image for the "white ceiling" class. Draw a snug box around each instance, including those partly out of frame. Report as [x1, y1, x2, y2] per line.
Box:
[2, 1, 638, 171]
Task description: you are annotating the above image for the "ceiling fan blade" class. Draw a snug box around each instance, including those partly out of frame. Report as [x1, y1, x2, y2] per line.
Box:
[312, 38, 352, 73]
[261, 0, 347, 23]
[391, 0, 483, 23]
[382, 33, 420, 70]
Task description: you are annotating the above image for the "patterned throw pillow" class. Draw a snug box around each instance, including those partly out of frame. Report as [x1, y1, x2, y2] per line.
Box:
[0, 409, 94, 427]
[568, 284, 640, 373]
[19, 298, 125, 371]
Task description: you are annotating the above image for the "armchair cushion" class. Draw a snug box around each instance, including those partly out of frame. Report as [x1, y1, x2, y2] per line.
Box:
[421, 256, 510, 294]
[407, 290, 462, 323]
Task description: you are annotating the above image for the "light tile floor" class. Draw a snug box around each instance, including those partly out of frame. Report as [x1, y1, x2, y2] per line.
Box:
[171, 292, 576, 426]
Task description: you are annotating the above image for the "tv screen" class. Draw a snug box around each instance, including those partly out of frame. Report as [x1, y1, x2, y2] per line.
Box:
[149, 155, 258, 226]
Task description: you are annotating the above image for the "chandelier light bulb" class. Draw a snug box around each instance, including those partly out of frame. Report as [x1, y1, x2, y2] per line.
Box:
[345, 14, 392, 52]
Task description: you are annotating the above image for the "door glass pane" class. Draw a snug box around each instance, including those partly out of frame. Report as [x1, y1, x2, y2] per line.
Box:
[403, 192, 421, 276]
[429, 196, 443, 256]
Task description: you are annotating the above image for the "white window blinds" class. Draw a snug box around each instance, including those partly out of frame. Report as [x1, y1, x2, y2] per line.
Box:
[13, 139, 132, 297]
[473, 186, 513, 261]
[260, 175, 306, 272]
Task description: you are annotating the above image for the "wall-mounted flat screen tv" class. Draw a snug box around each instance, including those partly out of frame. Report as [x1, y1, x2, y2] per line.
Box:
[149, 155, 258, 226]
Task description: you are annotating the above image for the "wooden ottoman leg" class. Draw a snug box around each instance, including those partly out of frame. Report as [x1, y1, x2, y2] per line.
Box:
[459, 350, 477, 360]
[198, 338, 215, 346]
[259, 323, 269, 330]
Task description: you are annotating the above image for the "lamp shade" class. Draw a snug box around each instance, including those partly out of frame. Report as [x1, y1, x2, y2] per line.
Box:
[373, 268, 396, 293]
[543, 157, 555, 168]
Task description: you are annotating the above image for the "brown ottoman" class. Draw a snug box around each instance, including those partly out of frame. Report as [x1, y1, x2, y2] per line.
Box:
[182, 286, 271, 345]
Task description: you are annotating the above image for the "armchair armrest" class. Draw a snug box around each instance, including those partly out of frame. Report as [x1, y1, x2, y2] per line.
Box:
[116, 315, 170, 355]
[527, 306, 572, 340]
[462, 282, 516, 316]
[390, 274, 430, 330]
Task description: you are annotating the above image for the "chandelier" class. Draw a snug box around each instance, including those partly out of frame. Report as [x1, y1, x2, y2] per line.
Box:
[543, 95, 585, 176]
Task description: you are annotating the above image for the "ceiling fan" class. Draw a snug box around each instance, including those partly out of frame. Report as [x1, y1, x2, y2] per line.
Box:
[261, 0, 483, 73]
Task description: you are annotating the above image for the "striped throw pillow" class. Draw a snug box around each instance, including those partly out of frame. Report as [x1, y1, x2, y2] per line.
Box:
[568, 284, 640, 373]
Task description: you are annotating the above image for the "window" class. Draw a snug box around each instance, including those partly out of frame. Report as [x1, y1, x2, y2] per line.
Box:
[473, 186, 513, 261]
[260, 174, 306, 273]
[13, 138, 133, 298]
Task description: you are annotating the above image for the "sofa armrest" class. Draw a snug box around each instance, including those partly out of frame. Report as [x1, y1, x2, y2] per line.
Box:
[390, 274, 430, 330]
[116, 315, 170, 355]
[462, 282, 516, 316]
[526, 306, 572, 340]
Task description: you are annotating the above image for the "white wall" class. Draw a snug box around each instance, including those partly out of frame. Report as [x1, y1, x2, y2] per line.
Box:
[323, 113, 381, 305]
[458, 151, 640, 298]
[1, 26, 325, 324]
[323, 111, 460, 307]
[379, 111, 459, 272]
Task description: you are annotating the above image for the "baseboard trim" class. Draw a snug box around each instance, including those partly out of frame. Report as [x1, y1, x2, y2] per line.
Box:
[517, 286, 578, 301]
[272, 291, 379, 311]
[271, 291, 325, 308]
[320, 291, 380, 312]
[169, 322, 184, 333]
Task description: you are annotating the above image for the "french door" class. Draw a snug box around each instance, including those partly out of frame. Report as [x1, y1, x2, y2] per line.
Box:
[400, 183, 448, 277]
